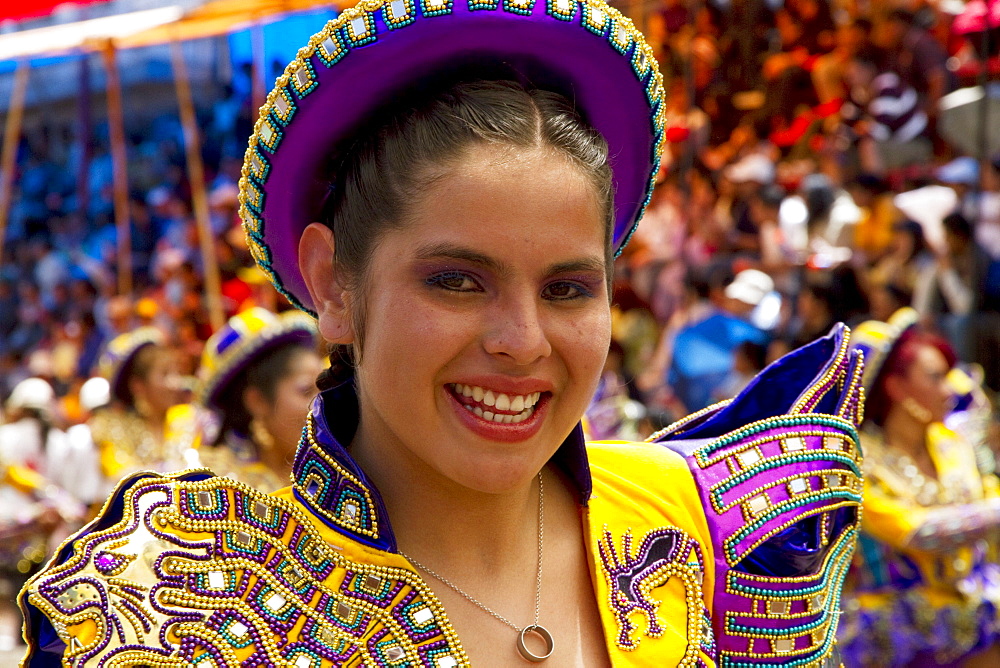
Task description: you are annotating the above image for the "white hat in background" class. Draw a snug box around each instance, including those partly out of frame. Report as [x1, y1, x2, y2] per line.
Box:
[7, 377, 55, 413]
[725, 269, 775, 307]
[725, 154, 776, 185]
[79, 377, 111, 413]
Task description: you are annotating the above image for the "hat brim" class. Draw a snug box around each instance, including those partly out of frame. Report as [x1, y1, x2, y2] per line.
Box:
[240, 0, 664, 314]
[200, 326, 317, 410]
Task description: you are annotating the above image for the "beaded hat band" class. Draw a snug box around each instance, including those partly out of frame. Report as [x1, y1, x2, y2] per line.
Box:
[238, 0, 665, 315]
[198, 307, 318, 410]
[850, 306, 920, 392]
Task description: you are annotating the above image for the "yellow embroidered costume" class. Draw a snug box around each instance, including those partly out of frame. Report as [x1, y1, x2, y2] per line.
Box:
[19, 1, 863, 665]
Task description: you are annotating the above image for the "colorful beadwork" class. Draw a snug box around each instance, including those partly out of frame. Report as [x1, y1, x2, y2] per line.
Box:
[654, 326, 864, 667]
[22, 473, 468, 667]
[596, 526, 711, 661]
[198, 308, 316, 410]
[237, 0, 667, 316]
[292, 413, 386, 547]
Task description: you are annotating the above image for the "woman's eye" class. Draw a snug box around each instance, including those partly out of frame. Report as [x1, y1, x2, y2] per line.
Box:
[426, 272, 480, 292]
[542, 281, 593, 300]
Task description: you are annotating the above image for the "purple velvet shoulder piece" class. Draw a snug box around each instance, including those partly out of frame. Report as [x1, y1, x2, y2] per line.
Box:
[654, 324, 863, 667]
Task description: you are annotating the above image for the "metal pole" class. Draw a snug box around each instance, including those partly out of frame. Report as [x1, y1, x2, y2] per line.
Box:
[171, 40, 225, 331]
[0, 61, 31, 263]
[101, 41, 133, 297]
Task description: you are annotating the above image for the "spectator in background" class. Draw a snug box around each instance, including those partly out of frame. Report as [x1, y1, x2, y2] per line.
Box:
[914, 212, 993, 363]
[869, 220, 936, 299]
[720, 0, 774, 92]
[772, 265, 868, 358]
[848, 174, 902, 262]
[840, 49, 931, 174]
[713, 339, 769, 402]
[751, 183, 795, 286]
[667, 268, 771, 411]
[725, 153, 777, 257]
[812, 18, 874, 104]
[875, 9, 955, 123]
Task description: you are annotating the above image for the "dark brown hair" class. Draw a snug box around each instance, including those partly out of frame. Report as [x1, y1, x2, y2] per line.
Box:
[212, 342, 315, 448]
[316, 79, 614, 390]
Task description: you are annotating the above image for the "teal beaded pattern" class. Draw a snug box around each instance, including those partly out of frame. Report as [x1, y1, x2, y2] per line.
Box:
[21, 472, 469, 667]
[661, 328, 864, 667]
[720, 528, 856, 667]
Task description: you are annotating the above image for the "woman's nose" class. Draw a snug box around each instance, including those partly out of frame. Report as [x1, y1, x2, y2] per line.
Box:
[482, 297, 552, 365]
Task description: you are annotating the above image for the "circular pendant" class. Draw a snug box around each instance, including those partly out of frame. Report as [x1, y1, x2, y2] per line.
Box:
[517, 625, 555, 663]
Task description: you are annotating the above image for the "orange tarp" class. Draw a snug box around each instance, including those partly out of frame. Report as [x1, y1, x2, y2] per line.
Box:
[108, 0, 348, 50]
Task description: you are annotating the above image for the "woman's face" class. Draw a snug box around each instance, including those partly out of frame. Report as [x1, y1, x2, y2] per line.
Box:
[345, 143, 611, 494]
[135, 350, 183, 417]
[892, 344, 952, 424]
[259, 348, 324, 454]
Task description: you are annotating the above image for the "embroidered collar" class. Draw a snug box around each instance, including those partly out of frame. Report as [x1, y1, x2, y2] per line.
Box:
[291, 380, 593, 552]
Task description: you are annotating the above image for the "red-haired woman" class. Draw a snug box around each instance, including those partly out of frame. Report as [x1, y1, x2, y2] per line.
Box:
[840, 308, 1000, 667]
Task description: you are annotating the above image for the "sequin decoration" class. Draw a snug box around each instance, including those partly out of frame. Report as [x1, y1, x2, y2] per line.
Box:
[22, 473, 468, 667]
[236, 0, 667, 316]
[293, 414, 384, 545]
[383, 0, 417, 28]
[659, 328, 865, 667]
[596, 526, 711, 660]
[545, 0, 576, 21]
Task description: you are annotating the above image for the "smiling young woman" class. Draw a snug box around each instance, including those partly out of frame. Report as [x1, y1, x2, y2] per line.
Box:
[20, 2, 864, 666]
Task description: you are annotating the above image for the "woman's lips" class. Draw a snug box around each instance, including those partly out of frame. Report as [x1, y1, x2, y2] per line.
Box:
[446, 383, 549, 442]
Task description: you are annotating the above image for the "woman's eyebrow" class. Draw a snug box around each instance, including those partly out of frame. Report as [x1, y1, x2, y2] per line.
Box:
[414, 242, 605, 277]
[414, 243, 510, 276]
[548, 258, 607, 275]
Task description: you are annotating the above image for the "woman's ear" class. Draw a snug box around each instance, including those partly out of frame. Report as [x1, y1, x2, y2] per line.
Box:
[299, 223, 355, 345]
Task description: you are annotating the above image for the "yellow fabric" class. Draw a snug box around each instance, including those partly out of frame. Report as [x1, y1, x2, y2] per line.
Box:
[267, 440, 718, 666]
[3, 463, 47, 494]
[852, 194, 900, 258]
[95, 404, 198, 478]
[586, 440, 716, 666]
[860, 423, 994, 591]
[24, 440, 717, 665]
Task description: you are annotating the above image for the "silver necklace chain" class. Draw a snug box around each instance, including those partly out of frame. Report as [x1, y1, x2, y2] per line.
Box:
[401, 472, 544, 633]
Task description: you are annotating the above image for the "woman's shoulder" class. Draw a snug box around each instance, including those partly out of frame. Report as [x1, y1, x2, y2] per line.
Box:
[19, 470, 467, 667]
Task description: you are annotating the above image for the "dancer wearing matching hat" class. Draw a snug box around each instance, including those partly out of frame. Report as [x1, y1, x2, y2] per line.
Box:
[20, 2, 865, 664]
[91, 327, 191, 480]
[195, 307, 323, 491]
[839, 307, 1000, 667]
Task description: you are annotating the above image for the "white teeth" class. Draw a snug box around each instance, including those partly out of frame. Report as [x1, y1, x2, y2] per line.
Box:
[452, 384, 544, 423]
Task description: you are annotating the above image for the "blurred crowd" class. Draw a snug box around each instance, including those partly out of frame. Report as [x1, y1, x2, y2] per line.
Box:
[3, 0, 1000, 659]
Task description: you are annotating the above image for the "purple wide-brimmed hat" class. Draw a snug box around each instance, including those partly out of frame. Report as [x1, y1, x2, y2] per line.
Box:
[239, 0, 665, 315]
